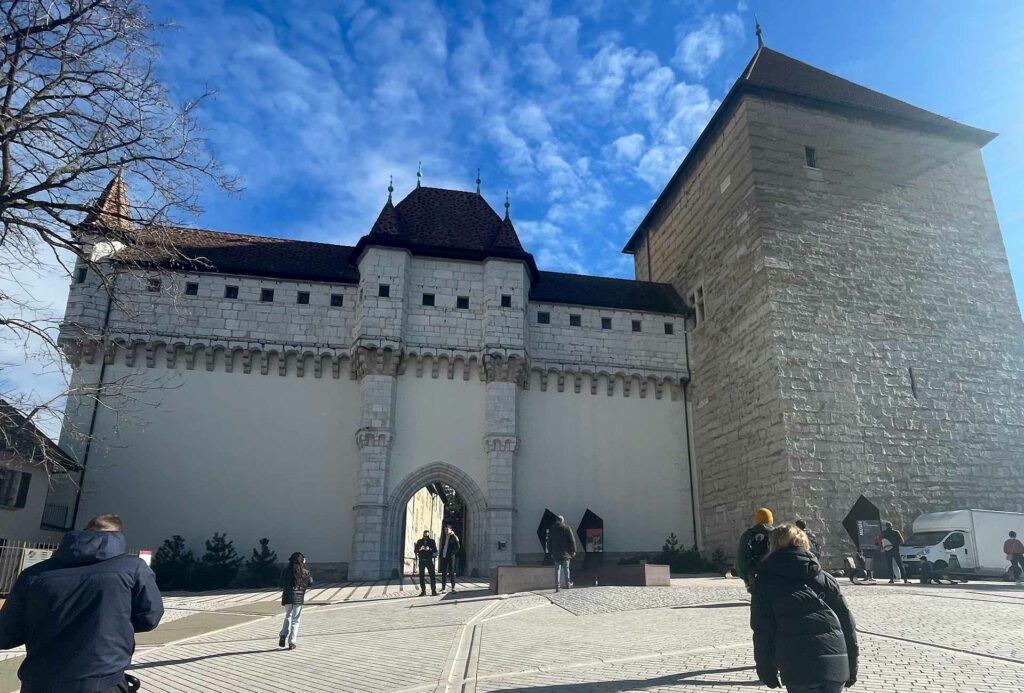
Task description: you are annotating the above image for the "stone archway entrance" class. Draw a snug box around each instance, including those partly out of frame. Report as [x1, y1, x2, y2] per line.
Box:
[383, 462, 488, 579]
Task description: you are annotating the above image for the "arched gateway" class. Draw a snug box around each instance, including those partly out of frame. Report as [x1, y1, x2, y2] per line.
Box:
[383, 462, 488, 579]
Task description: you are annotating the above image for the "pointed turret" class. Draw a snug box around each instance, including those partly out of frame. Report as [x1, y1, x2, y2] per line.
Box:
[368, 195, 400, 237]
[81, 171, 130, 232]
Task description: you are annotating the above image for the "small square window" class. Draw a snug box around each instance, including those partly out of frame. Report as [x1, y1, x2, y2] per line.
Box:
[378, 284, 390, 298]
[805, 146, 817, 168]
[456, 296, 469, 310]
[422, 293, 435, 306]
[601, 317, 612, 330]
[225, 285, 239, 299]
[664, 322, 674, 335]
[185, 282, 199, 296]
[569, 314, 581, 327]
[260, 288, 275, 303]
[537, 311, 550, 324]
[296, 291, 310, 305]
[74, 268, 88, 284]
[330, 293, 344, 307]
[146, 278, 161, 293]
[500, 294, 512, 308]
[632, 320, 642, 332]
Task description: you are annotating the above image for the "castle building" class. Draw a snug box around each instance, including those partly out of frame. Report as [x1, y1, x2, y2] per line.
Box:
[48, 45, 1024, 578]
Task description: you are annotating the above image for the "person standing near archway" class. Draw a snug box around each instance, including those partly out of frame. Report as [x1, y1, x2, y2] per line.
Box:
[414, 530, 438, 596]
[547, 515, 577, 592]
[439, 523, 461, 593]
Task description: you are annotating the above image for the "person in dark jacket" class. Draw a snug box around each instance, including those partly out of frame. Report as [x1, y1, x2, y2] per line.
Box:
[736, 508, 774, 590]
[751, 524, 858, 692]
[879, 522, 910, 584]
[414, 530, 438, 596]
[279, 552, 313, 650]
[438, 523, 461, 593]
[0, 513, 163, 693]
[546, 515, 577, 592]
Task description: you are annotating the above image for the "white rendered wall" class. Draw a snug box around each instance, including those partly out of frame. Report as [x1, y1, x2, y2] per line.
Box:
[389, 370, 488, 503]
[70, 358, 361, 563]
[0, 455, 58, 542]
[518, 371, 693, 556]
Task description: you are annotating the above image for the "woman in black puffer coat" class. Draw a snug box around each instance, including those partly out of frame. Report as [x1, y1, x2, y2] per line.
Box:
[279, 552, 313, 650]
[751, 524, 858, 692]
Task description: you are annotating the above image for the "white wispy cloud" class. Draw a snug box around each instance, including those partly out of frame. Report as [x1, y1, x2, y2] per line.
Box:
[673, 13, 744, 78]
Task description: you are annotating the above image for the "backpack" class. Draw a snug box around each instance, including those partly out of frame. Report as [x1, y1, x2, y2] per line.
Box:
[748, 527, 771, 572]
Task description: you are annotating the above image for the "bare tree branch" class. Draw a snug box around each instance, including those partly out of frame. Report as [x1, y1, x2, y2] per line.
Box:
[0, 0, 238, 493]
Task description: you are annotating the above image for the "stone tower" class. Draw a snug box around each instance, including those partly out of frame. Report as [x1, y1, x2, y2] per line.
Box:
[624, 47, 1024, 559]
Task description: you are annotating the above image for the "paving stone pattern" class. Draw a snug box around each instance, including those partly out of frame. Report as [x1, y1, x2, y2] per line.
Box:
[10, 578, 1024, 691]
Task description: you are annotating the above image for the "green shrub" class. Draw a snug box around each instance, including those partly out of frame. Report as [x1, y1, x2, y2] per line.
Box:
[152, 535, 195, 590]
[658, 532, 722, 573]
[245, 537, 278, 587]
[193, 532, 243, 590]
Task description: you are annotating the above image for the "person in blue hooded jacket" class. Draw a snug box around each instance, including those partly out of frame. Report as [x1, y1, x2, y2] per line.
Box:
[0, 513, 163, 693]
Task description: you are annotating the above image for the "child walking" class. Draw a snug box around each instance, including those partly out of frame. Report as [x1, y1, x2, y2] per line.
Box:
[279, 552, 313, 650]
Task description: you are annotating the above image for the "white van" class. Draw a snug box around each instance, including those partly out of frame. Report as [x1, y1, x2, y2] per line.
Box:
[899, 509, 1024, 578]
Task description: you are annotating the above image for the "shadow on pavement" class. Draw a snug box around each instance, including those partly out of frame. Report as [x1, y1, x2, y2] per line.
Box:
[440, 588, 492, 600]
[671, 602, 749, 609]
[482, 665, 759, 691]
[130, 648, 277, 670]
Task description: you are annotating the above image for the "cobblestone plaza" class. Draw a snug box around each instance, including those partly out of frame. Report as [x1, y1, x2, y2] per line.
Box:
[4, 578, 1019, 692]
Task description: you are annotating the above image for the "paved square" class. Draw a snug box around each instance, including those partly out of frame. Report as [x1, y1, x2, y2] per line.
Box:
[7, 577, 1024, 691]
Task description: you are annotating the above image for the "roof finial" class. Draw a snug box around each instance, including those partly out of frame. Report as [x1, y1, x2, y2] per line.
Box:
[416, 161, 422, 189]
[476, 168, 481, 194]
[503, 190, 510, 221]
[755, 15, 764, 48]
[387, 175, 394, 202]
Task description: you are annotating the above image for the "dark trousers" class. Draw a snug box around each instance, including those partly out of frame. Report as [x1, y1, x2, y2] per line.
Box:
[419, 558, 436, 593]
[440, 556, 456, 589]
[786, 682, 845, 693]
[886, 549, 907, 581]
[98, 675, 139, 692]
[1010, 555, 1024, 580]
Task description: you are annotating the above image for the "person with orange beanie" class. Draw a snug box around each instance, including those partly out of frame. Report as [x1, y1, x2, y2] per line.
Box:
[736, 508, 774, 590]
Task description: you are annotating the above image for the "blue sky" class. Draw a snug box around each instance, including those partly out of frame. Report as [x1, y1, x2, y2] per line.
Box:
[146, 0, 1024, 305]
[2, 1, 1022, 433]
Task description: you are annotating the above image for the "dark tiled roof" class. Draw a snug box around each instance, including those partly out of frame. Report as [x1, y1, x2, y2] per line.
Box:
[357, 187, 534, 267]
[0, 400, 78, 472]
[744, 48, 995, 141]
[623, 46, 997, 253]
[530, 271, 689, 315]
[116, 227, 360, 283]
[105, 184, 683, 313]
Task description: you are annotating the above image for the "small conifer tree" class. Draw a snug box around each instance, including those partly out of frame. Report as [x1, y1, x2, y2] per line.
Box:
[246, 538, 278, 587]
[152, 535, 195, 590]
[196, 532, 243, 589]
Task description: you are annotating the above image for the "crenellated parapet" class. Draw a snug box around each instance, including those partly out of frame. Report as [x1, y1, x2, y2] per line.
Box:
[482, 351, 528, 386]
[525, 364, 687, 400]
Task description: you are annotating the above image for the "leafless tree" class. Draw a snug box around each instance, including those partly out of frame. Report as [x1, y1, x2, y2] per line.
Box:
[0, 0, 235, 483]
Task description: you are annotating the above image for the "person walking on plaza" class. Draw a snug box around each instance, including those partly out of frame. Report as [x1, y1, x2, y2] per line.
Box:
[751, 523, 859, 692]
[0, 513, 163, 693]
[794, 519, 820, 555]
[279, 552, 313, 650]
[736, 508, 774, 590]
[415, 530, 438, 596]
[1003, 531, 1024, 582]
[547, 515, 577, 592]
[880, 522, 910, 584]
[439, 523, 461, 593]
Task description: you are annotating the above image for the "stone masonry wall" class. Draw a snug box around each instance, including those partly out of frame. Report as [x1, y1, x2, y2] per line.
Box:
[747, 95, 1024, 559]
[637, 98, 791, 556]
[526, 302, 687, 375]
[63, 266, 358, 347]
